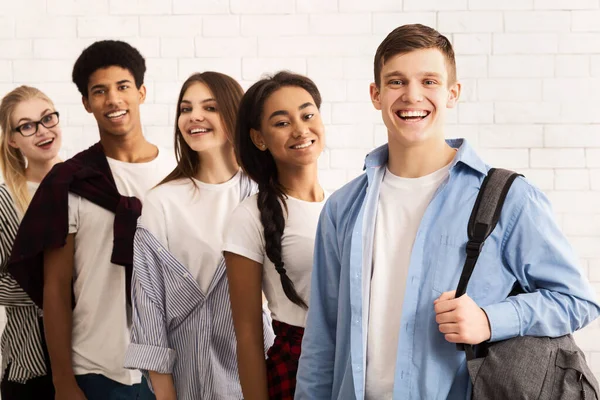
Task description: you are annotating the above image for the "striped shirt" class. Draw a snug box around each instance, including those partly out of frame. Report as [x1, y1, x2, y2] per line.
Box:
[125, 176, 275, 400]
[0, 184, 47, 383]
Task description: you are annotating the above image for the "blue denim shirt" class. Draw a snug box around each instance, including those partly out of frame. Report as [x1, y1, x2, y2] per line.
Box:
[295, 139, 600, 400]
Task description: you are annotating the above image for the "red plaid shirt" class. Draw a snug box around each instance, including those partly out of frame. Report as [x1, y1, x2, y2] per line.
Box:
[8, 142, 142, 308]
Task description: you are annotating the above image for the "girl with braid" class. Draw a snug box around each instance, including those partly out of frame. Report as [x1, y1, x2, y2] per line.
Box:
[223, 71, 327, 400]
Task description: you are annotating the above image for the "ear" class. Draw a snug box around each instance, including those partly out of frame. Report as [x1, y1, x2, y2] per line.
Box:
[446, 81, 461, 109]
[370, 82, 382, 111]
[250, 128, 267, 151]
[82, 96, 92, 113]
[138, 84, 147, 104]
[8, 134, 19, 149]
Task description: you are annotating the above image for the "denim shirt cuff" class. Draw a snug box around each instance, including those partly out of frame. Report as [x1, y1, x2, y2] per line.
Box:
[482, 300, 521, 342]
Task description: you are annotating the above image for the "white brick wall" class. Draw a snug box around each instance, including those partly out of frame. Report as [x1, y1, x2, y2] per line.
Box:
[0, 0, 599, 383]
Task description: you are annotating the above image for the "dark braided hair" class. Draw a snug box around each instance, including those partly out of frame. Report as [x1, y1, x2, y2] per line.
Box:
[234, 71, 322, 309]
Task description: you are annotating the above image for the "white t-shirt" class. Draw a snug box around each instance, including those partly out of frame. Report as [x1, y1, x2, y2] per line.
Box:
[67, 147, 175, 385]
[141, 171, 246, 294]
[365, 163, 450, 400]
[222, 193, 326, 328]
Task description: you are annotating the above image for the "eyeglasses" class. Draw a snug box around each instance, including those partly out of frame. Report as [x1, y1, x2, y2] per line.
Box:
[14, 111, 60, 137]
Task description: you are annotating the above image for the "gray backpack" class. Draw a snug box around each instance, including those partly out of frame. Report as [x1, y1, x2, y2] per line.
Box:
[456, 168, 599, 400]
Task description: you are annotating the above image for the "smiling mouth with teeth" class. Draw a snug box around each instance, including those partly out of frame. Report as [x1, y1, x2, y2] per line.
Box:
[106, 110, 127, 119]
[189, 128, 212, 135]
[36, 138, 54, 147]
[396, 110, 431, 121]
[290, 140, 315, 150]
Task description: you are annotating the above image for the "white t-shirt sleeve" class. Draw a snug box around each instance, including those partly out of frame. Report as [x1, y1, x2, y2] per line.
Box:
[68, 193, 80, 234]
[139, 189, 168, 250]
[222, 200, 264, 264]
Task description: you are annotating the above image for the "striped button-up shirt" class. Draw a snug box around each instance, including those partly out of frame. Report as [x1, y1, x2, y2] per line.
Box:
[125, 223, 274, 399]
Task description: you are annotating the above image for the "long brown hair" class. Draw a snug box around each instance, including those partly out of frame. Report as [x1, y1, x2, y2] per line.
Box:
[0, 86, 55, 215]
[234, 71, 322, 309]
[159, 72, 244, 187]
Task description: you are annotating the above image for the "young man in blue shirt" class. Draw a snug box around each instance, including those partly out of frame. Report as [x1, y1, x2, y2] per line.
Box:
[295, 24, 600, 400]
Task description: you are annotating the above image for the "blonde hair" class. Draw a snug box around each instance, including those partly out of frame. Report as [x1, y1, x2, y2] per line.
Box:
[0, 86, 55, 215]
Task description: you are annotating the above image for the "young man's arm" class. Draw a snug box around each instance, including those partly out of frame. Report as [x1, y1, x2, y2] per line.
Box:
[44, 233, 87, 400]
[481, 183, 600, 341]
[295, 201, 341, 399]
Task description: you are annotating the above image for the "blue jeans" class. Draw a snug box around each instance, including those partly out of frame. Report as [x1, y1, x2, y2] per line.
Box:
[75, 374, 155, 400]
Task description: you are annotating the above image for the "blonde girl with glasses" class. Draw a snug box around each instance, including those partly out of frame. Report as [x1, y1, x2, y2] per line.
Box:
[0, 85, 62, 400]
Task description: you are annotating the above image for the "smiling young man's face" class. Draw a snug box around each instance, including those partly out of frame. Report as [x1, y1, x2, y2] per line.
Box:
[370, 48, 461, 148]
[82, 65, 146, 138]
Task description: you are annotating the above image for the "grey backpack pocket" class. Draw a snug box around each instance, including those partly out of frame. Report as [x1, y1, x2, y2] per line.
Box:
[549, 349, 599, 400]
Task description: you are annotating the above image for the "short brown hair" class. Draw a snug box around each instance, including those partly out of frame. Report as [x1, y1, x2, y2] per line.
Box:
[374, 24, 456, 87]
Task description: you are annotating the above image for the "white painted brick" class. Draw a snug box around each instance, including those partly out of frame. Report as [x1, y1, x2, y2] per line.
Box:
[17, 16, 76, 39]
[561, 102, 600, 124]
[312, 79, 347, 102]
[546, 191, 600, 213]
[374, 124, 388, 146]
[339, 0, 403, 12]
[531, 149, 586, 168]
[592, 352, 600, 373]
[493, 33, 558, 55]
[545, 126, 600, 147]
[590, 259, 600, 281]
[195, 37, 256, 58]
[344, 57, 373, 79]
[574, 329, 600, 352]
[242, 58, 307, 81]
[109, 0, 170, 15]
[144, 126, 176, 149]
[203, 16, 241, 37]
[318, 149, 330, 170]
[444, 124, 480, 146]
[0, 39, 32, 58]
[347, 80, 373, 102]
[172, 0, 229, 14]
[479, 125, 544, 148]
[179, 58, 241, 81]
[331, 102, 381, 124]
[543, 78, 600, 101]
[453, 34, 491, 55]
[495, 102, 561, 124]
[489, 55, 554, 78]
[563, 214, 600, 235]
[153, 82, 181, 105]
[571, 237, 600, 258]
[572, 11, 600, 32]
[504, 11, 570, 32]
[145, 59, 178, 82]
[320, 102, 332, 125]
[0, 61, 12, 83]
[556, 55, 590, 77]
[519, 169, 554, 190]
[160, 38, 194, 58]
[372, 12, 437, 34]
[319, 169, 348, 192]
[477, 79, 542, 101]
[0, 0, 46, 15]
[456, 56, 487, 79]
[555, 170, 591, 190]
[446, 107, 459, 125]
[326, 124, 374, 149]
[458, 102, 493, 124]
[438, 12, 503, 33]
[47, 0, 108, 15]
[127, 38, 161, 58]
[65, 105, 96, 125]
[259, 36, 376, 57]
[140, 16, 202, 37]
[588, 149, 600, 168]
[468, 0, 533, 9]
[404, 0, 468, 11]
[458, 79, 477, 102]
[13, 60, 73, 83]
[140, 104, 171, 126]
[559, 34, 600, 54]
[592, 56, 600, 77]
[231, 0, 295, 14]
[307, 58, 344, 79]
[77, 17, 138, 38]
[591, 169, 600, 190]
[297, 0, 338, 13]
[330, 148, 372, 169]
[534, 0, 599, 9]
[33, 39, 89, 59]
[241, 15, 308, 37]
[477, 148, 530, 169]
[309, 14, 371, 35]
[0, 17, 14, 38]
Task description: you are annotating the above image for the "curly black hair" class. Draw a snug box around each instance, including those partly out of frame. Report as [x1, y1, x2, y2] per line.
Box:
[72, 40, 146, 97]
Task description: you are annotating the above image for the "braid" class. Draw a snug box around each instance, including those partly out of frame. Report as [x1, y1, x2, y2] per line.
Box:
[257, 180, 308, 309]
